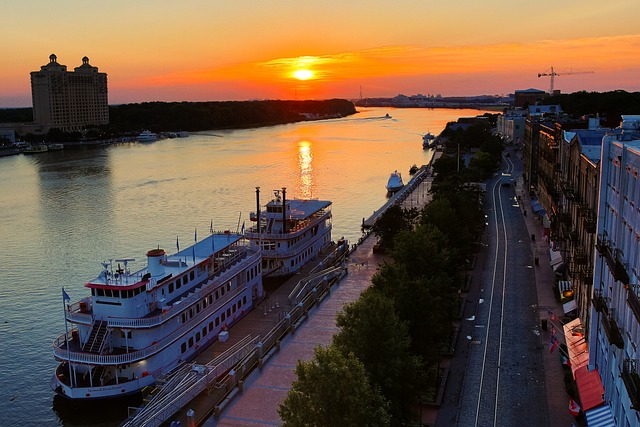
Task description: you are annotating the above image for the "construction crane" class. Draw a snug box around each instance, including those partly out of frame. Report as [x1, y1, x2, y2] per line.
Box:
[537, 67, 594, 94]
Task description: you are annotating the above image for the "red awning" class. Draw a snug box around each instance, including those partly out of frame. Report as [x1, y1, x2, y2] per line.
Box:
[575, 366, 605, 412]
[563, 318, 589, 377]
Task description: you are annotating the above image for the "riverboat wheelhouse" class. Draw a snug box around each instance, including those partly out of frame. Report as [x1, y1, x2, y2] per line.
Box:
[245, 187, 332, 278]
[51, 232, 262, 400]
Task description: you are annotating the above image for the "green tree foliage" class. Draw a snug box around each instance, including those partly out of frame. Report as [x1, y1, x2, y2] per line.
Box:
[391, 223, 454, 279]
[333, 288, 422, 422]
[278, 345, 391, 427]
[372, 262, 453, 364]
[540, 90, 640, 125]
[371, 204, 419, 250]
[107, 99, 357, 132]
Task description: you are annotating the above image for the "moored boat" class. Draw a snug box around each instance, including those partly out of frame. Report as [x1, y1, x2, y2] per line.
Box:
[245, 187, 332, 279]
[386, 170, 404, 193]
[422, 132, 436, 149]
[23, 144, 49, 154]
[137, 130, 158, 143]
[51, 230, 263, 401]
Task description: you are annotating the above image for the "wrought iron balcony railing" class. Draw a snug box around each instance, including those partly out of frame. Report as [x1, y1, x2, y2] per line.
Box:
[622, 359, 640, 410]
[601, 314, 624, 349]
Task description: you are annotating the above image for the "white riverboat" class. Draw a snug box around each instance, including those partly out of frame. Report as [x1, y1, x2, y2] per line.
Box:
[137, 130, 158, 143]
[245, 187, 332, 279]
[51, 232, 263, 401]
[386, 170, 404, 193]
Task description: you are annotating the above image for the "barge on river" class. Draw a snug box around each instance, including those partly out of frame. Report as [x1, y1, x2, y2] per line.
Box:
[51, 232, 263, 401]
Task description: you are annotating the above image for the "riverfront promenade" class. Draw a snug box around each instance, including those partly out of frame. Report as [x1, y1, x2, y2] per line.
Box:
[198, 172, 437, 426]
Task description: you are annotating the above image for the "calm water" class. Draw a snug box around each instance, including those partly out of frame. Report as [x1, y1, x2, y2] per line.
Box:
[0, 107, 484, 426]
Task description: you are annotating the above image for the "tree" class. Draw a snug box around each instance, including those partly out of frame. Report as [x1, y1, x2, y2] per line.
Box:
[371, 204, 418, 250]
[333, 288, 422, 423]
[372, 263, 453, 365]
[278, 345, 390, 427]
[391, 224, 454, 280]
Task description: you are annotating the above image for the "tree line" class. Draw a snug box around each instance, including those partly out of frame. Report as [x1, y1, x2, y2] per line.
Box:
[0, 99, 357, 142]
[278, 122, 504, 426]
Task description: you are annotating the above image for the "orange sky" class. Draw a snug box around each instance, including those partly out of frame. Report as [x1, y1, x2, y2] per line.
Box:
[1, 1, 639, 107]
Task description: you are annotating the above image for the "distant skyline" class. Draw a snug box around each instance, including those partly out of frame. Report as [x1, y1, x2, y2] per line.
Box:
[1, 1, 639, 108]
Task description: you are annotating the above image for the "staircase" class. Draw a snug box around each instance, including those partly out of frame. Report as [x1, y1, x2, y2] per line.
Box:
[82, 320, 108, 354]
[91, 365, 106, 386]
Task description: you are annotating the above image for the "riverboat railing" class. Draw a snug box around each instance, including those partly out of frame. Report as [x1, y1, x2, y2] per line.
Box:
[64, 250, 259, 329]
[53, 284, 249, 365]
[244, 210, 330, 240]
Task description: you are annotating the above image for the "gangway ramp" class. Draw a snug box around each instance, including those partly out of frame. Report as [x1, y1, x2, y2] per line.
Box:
[121, 335, 259, 427]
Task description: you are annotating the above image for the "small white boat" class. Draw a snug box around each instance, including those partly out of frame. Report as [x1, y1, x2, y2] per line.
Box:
[386, 171, 404, 193]
[137, 130, 158, 143]
[422, 132, 436, 149]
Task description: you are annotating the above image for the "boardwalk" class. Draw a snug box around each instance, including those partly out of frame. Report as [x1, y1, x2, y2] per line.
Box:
[204, 236, 383, 426]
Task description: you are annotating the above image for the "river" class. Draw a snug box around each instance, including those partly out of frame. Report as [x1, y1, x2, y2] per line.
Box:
[0, 107, 486, 426]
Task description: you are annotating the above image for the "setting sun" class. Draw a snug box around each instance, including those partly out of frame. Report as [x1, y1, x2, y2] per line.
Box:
[293, 69, 314, 80]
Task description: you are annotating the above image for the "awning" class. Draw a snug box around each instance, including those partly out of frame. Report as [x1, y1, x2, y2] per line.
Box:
[531, 200, 546, 215]
[563, 318, 589, 377]
[550, 249, 563, 268]
[575, 366, 605, 411]
[585, 403, 616, 427]
[563, 299, 577, 314]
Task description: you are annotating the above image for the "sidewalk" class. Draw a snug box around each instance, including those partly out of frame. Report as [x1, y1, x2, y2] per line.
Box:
[515, 175, 576, 427]
[203, 236, 384, 426]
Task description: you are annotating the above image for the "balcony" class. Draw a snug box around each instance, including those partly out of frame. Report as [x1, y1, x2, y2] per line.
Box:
[628, 287, 640, 324]
[592, 293, 608, 314]
[569, 229, 579, 241]
[601, 314, 624, 349]
[573, 249, 588, 265]
[584, 215, 597, 234]
[596, 236, 630, 284]
[621, 359, 640, 410]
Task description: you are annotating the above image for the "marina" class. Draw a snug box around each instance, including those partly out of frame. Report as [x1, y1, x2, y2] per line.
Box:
[0, 107, 487, 426]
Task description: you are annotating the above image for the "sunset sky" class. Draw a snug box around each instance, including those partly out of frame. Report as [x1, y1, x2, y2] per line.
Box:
[1, 0, 639, 107]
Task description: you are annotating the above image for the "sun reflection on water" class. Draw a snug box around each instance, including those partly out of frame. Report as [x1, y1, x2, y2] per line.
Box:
[297, 140, 313, 199]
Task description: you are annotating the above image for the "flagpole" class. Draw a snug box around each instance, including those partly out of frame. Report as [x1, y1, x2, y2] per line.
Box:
[62, 287, 74, 388]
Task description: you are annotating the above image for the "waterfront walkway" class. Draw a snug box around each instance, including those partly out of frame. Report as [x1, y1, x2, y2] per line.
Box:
[198, 168, 437, 426]
[203, 235, 382, 426]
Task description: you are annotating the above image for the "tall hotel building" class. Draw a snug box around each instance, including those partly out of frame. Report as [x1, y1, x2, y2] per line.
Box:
[590, 116, 640, 426]
[30, 54, 108, 132]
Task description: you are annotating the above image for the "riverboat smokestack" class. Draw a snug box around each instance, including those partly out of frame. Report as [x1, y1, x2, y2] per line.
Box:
[146, 248, 166, 277]
[282, 187, 287, 234]
[255, 186, 260, 233]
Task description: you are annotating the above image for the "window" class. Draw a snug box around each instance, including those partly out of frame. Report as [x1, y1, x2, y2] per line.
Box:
[188, 337, 194, 348]
[181, 343, 187, 354]
[169, 283, 174, 293]
[196, 332, 201, 342]
[190, 271, 195, 280]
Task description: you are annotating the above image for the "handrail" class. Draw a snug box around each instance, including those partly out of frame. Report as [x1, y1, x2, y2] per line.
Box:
[74, 251, 259, 330]
[245, 211, 330, 240]
[53, 285, 248, 365]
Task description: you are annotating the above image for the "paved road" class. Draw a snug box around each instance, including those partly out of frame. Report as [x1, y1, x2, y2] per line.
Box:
[456, 152, 549, 426]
